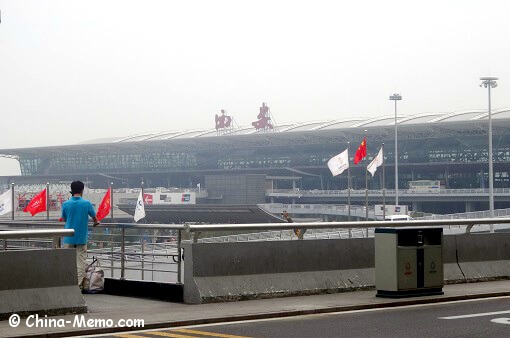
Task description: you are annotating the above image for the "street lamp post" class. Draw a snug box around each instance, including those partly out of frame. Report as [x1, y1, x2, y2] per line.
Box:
[480, 76, 498, 233]
[389, 93, 402, 205]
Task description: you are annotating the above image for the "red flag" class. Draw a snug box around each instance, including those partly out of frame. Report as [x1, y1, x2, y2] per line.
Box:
[354, 137, 367, 164]
[96, 188, 111, 221]
[23, 188, 47, 216]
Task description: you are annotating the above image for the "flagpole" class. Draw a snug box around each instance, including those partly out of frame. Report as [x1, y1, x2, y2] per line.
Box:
[11, 182, 14, 221]
[347, 142, 351, 222]
[110, 182, 114, 220]
[365, 167, 368, 221]
[382, 143, 386, 221]
[46, 182, 50, 221]
[365, 130, 368, 222]
[141, 178, 145, 222]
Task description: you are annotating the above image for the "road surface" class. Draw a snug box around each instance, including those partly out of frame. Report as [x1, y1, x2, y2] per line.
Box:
[105, 296, 510, 338]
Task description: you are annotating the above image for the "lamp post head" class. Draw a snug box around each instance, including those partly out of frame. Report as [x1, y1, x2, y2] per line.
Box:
[480, 76, 498, 81]
[389, 94, 402, 101]
[480, 76, 498, 88]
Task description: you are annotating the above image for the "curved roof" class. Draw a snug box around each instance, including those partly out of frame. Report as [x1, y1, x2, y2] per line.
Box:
[83, 107, 510, 144]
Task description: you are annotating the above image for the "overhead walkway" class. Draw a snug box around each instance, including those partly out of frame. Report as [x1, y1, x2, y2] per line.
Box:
[266, 188, 510, 203]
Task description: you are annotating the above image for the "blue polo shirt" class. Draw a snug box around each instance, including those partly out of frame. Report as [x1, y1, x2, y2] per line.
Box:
[62, 196, 96, 245]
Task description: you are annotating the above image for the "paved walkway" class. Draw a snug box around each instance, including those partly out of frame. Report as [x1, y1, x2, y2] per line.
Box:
[2, 280, 510, 337]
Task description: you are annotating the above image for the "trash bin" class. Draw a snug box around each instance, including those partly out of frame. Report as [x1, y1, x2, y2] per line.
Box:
[375, 227, 443, 298]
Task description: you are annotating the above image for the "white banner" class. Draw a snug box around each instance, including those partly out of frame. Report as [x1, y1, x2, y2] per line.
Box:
[327, 149, 349, 176]
[367, 147, 383, 177]
[0, 190, 12, 216]
[133, 191, 146, 222]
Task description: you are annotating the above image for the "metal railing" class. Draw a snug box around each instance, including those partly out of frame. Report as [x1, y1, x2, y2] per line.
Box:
[0, 221, 185, 284]
[267, 188, 510, 196]
[187, 218, 510, 241]
[0, 229, 74, 250]
[419, 208, 510, 220]
[259, 203, 376, 219]
[3, 218, 510, 284]
[198, 227, 373, 243]
[89, 223, 186, 283]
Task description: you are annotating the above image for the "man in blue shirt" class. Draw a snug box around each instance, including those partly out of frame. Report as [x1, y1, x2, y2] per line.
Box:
[61, 181, 100, 290]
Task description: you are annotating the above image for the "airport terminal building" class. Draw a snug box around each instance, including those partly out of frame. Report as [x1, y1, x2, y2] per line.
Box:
[1, 108, 510, 214]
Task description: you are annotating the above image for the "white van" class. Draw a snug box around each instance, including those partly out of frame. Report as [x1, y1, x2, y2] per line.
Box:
[385, 215, 413, 221]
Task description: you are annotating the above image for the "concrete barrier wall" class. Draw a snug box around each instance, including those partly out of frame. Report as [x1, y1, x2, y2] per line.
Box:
[183, 238, 375, 304]
[183, 233, 510, 304]
[455, 233, 510, 281]
[0, 249, 87, 319]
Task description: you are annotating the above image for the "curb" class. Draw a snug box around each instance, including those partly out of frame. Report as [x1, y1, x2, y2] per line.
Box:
[12, 291, 510, 338]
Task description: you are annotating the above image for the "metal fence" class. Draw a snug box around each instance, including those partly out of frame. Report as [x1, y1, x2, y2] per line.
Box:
[3, 218, 510, 284]
[259, 203, 377, 220]
[419, 208, 510, 220]
[0, 222, 185, 284]
[0, 228, 74, 250]
[267, 188, 510, 196]
[198, 227, 372, 243]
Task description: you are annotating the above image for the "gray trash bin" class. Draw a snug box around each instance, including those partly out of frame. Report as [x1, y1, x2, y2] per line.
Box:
[375, 227, 443, 298]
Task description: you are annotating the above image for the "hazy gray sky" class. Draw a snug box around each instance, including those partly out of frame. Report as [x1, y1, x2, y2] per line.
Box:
[0, 0, 509, 175]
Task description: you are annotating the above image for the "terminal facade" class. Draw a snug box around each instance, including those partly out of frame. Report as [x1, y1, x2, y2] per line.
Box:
[1, 108, 510, 214]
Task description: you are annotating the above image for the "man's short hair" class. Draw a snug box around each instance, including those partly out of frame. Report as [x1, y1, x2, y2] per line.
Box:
[70, 181, 85, 194]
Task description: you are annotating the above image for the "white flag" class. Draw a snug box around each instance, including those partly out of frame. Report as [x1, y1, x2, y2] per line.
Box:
[367, 147, 384, 177]
[133, 191, 146, 222]
[0, 189, 12, 216]
[327, 149, 349, 176]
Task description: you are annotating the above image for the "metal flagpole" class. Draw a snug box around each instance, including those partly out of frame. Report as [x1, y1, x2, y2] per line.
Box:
[364, 131, 368, 237]
[46, 182, 50, 221]
[347, 142, 351, 222]
[382, 143, 386, 221]
[365, 161, 369, 220]
[11, 182, 14, 221]
[110, 182, 114, 220]
[365, 131, 368, 221]
[141, 178, 145, 222]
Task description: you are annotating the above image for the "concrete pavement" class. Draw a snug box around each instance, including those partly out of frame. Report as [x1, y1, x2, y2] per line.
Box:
[2, 280, 510, 337]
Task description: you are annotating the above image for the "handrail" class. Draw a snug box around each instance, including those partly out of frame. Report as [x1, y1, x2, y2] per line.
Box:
[0, 221, 185, 282]
[0, 229, 74, 239]
[186, 218, 510, 234]
[2, 218, 510, 235]
[266, 188, 510, 195]
[0, 221, 187, 230]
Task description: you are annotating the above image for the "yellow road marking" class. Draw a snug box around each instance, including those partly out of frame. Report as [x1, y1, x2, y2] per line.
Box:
[148, 331, 198, 338]
[172, 328, 250, 338]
